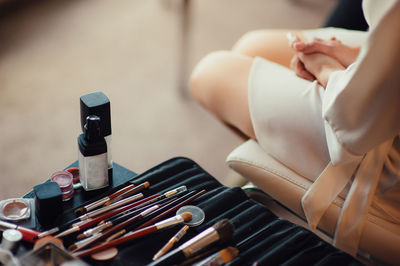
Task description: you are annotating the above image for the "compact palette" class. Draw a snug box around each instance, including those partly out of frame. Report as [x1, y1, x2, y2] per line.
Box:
[0, 198, 31, 221]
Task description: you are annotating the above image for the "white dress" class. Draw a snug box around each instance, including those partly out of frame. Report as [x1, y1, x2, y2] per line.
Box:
[248, 0, 400, 255]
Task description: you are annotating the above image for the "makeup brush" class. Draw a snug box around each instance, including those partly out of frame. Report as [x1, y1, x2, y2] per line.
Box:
[150, 219, 235, 266]
[191, 246, 239, 266]
[74, 184, 134, 216]
[73, 212, 193, 258]
[75, 221, 113, 241]
[36, 185, 188, 240]
[105, 181, 150, 206]
[76, 184, 186, 223]
[73, 185, 185, 229]
[34, 192, 160, 240]
[101, 190, 206, 247]
[78, 193, 144, 221]
[99, 192, 195, 244]
[70, 190, 197, 251]
[136, 189, 206, 230]
[81, 185, 186, 230]
[95, 185, 188, 228]
[153, 225, 189, 261]
[54, 193, 144, 238]
[74, 181, 150, 215]
[0, 220, 40, 243]
[69, 203, 163, 251]
[76, 191, 185, 240]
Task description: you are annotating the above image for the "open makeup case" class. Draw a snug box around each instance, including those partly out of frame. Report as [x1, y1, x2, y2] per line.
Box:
[18, 157, 362, 265]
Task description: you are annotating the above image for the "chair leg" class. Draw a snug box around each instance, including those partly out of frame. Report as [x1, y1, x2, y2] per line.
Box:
[178, 0, 190, 98]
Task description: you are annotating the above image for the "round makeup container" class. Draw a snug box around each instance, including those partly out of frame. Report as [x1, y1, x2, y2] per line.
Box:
[0, 199, 31, 221]
[65, 167, 80, 183]
[50, 171, 74, 201]
[1, 229, 22, 252]
[176, 205, 205, 226]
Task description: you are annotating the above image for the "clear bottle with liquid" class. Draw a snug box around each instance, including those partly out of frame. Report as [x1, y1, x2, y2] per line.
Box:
[80, 91, 113, 184]
[78, 115, 109, 191]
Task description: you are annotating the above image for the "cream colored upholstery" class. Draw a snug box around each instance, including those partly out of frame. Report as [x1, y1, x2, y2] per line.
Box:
[226, 139, 400, 265]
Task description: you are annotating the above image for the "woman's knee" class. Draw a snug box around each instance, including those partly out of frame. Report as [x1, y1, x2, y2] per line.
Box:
[189, 51, 256, 139]
[189, 50, 232, 108]
[232, 30, 266, 56]
[232, 29, 303, 67]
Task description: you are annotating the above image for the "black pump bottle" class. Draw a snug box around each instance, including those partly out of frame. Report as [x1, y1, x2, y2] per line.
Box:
[78, 115, 109, 191]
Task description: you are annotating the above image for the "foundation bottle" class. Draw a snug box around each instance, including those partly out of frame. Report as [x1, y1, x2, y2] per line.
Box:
[78, 115, 109, 191]
[80, 91, 113, 184]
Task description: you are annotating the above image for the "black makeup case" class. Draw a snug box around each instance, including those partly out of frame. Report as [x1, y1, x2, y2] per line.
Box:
[22, 157, 362, 265]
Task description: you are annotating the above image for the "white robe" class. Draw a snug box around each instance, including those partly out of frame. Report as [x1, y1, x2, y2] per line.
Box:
[248, 0, 400, 255]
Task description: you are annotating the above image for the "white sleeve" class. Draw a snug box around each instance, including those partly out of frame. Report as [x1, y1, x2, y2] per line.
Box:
[322, 1, 400, 165]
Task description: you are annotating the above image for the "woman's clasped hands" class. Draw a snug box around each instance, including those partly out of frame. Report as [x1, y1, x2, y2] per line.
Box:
[288, 33, 361, 88]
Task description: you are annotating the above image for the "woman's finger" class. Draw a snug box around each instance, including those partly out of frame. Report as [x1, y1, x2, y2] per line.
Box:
[295, 40, 332, 55]
[297, 62, 315, 81]
[291, 55, 315, 81]
[286, 32, 301, 49]
[290, 55, 297, 69]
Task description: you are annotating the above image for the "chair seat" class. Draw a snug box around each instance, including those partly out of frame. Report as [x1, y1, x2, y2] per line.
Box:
[226, 139, 400, 265]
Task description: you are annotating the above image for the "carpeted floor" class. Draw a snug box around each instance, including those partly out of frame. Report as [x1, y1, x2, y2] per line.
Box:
[0, 0, 335, 199]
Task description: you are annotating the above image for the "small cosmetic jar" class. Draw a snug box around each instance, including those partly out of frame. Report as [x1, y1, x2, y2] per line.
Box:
[65, 167, 80, 181]
[0, 198, 31, 221]
[1, 229, 22, 253]
[50, 171, 74, 201]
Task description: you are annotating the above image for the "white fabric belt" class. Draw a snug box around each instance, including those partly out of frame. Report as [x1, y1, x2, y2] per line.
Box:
[301, 139, 393, 256]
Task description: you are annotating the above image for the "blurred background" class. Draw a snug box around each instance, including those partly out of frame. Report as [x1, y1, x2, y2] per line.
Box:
[0, 0, 337, 199]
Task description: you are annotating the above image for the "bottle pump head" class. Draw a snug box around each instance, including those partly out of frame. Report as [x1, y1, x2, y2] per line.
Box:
[84, 115, 102, 141]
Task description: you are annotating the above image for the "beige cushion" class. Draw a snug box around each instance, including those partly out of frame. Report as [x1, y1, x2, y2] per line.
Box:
[226, 139, 400, 265]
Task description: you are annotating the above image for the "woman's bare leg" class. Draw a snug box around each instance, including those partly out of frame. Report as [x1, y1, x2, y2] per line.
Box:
[190, 51, 255, 139]
[233, 29, 305, 67]
[190, 30, 305, 139]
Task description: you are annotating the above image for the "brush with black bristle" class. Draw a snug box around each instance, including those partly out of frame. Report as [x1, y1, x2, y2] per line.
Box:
[149, 219, 235, 266]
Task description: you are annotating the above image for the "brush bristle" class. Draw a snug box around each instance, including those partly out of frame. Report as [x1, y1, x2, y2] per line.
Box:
[68, 244, 77, 251]
[213, 219, 234, 242]
[219, 247, 239, 263]
[144, 181, 150, 188]
[76, 233, 86, 240]
[74, 207, 85, 215]
[180, 212, 193, 222]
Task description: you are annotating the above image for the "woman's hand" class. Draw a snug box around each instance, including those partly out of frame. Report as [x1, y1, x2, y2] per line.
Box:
[288, 34, 358, 87]
[287, 32, 316, 82]
[296, 51, 345, 88]
[290, 55, 315, 82]
[294, 38, 360, 67]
